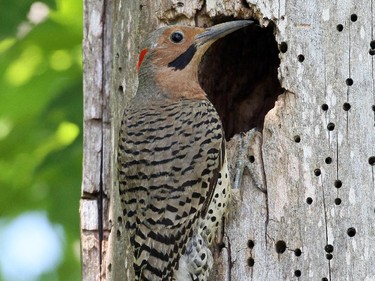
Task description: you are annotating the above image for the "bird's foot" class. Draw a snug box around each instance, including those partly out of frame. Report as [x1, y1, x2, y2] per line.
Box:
[232, 129, 267, 193]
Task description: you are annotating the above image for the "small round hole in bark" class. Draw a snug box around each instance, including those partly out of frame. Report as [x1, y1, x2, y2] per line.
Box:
[343, 103, 351, 111]
[118, 85, 124, 92]
[117, 229, 121, 240]
[325, 244, 334, 253]
[370, 49, 375, 56]
[326, 253, 333, 260]
[247, 240, 255, 249]
[249, 155, 255, 163]
[199, 21, 283, 140]
[118, 67, 122, 71]
[306, 197, 313, 204]
[108, 263, 112, 272]
[335, 198, 342, 205]
[336, 24, 344, 31]
[279, 42, 288, 53]
[321, 104, 329, 111]
[327, 122, 335, 131]
[347, 227, 356, 237]
[368, 156, 375, 166]
[297, 54, 305, 62]
[314, 169, 321, 176]
[370, 40, 375, 49]
[294, 270, 301, 277]
[275, 240, 287, 253]
[334, 180, 342, 188]
[117, 216, 123, 224]
[294, 135, 301, 143]
[294, 248, 302, 256]
[350, 14, 358, 22]
[325, 157, 332, 164]
[372, 105, 375, 112]
[247, 257, 255, 267]
[346, 78, 353, 86]
[322, 278, 329, 281]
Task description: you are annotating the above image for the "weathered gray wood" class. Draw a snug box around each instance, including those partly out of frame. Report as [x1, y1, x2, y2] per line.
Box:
[82, 0, 375, 280]
[81, 0, 113, 279]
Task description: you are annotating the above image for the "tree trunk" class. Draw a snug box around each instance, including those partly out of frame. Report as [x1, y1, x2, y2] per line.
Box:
[81, 0, 375, 280]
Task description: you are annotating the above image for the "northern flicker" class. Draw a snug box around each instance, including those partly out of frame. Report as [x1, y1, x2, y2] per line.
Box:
[118, 20, 253, 281]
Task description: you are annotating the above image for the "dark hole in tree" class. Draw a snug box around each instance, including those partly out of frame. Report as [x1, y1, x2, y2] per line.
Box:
[336, 24, 344, 32]
[347, 227, 356, 237]
[247, 257, 255, 267]
[326, 253, 333, 260]
[334, 198, 342, 205]
[275, 240, 287, 253]
[325, 244, 334, 253]
[248, 155, 255, 163]
[294, 270, 301, 277]
[369, 156, 375, 166]
[279, 42, 288, 53]
[343, 102, 351, 111]
[334, 179, 342, 188]
[247, 240, 255, 248]
[327, 122, 335, 131]
[294, 248, 302, 256]
[199, 20, 283, 140]
[306, 197, 313, 204]
[350, 14, 358, 22]
[314, 168, 321, 176]
[321, 103, 329, 111]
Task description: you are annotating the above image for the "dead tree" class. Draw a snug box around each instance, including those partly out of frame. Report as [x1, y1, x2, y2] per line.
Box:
[81, 0, 375, 280]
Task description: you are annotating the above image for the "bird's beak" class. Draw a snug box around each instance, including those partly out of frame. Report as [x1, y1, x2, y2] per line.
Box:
[195, 20, 253, 46]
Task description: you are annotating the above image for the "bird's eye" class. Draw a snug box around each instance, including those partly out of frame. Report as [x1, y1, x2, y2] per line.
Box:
[170, 31, 184, 43]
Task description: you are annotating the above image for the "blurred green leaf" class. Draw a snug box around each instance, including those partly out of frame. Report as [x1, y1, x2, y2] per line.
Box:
[0, 0, 82, 279]
[0, 0, 56, 39]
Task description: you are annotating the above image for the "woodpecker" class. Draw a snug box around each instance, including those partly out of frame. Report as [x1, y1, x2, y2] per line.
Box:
[118, 20, 253, 281]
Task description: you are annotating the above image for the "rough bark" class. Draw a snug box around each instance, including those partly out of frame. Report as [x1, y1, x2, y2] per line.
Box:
[82, 0, 375, 280]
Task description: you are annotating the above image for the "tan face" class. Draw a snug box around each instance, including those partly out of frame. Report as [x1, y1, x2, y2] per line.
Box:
[150, 26, 205, 69]
[137, 26, 208, 100]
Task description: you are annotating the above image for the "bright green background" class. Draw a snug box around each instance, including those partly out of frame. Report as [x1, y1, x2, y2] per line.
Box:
[0, 0, 82, 279]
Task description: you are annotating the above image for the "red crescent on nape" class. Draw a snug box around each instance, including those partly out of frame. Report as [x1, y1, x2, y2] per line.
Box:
[137, 48, 149, 71]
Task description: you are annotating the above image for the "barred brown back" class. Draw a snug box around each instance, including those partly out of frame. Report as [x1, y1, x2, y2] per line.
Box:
[118, 98, 224, 281]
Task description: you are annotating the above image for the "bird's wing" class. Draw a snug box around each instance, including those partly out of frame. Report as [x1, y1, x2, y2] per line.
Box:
[118, 99, 224, 280]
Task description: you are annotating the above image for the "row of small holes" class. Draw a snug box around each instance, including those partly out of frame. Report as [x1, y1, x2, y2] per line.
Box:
[313, 157, 375, 167]
[307, 197, 342, 205]
[325, 244, 333, 259]
[247, 240, 255, 266]
[283, 16, 363, 268]
[337, 15, 375, 55]
[321, 102, 372, 111]
[336, 14, 358, 32]
[275, 241, 302, 276]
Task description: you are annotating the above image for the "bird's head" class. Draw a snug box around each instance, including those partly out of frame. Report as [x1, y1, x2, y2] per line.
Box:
[136, 20, 253, 100]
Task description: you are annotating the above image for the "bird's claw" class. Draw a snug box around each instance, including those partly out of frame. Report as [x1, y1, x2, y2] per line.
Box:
[232, 129, 267, 193]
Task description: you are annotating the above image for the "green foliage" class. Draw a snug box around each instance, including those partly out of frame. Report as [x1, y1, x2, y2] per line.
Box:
[0, 0, 82, 279]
